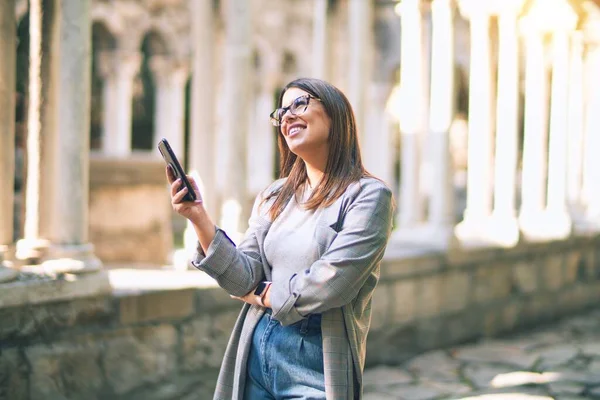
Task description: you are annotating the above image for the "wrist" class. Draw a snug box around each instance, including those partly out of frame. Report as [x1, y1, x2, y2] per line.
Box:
[254, 281, 272, 308]
[190, 205, 209, 226]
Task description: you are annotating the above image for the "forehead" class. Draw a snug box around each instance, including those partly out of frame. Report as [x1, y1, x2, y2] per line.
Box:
[281, 87, 309, 107]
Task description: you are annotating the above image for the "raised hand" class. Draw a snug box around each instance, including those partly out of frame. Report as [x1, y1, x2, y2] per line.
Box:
[166, 165, 204, 223]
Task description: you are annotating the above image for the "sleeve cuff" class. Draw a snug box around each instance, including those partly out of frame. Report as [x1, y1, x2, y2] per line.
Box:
[190, 229, 237, 278]
[270, 277, 305, 326]
[191, 241, 206, 265]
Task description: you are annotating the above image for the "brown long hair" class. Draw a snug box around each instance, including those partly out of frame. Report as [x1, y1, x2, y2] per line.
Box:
[265, 78, 368, 220]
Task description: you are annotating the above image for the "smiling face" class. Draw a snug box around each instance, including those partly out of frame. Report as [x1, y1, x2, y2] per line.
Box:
[279, 87, 331, 163]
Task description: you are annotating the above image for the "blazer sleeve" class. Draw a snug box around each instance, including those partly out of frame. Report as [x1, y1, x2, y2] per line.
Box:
[270, 181, 394, 326]
[190, 183, 279, 297]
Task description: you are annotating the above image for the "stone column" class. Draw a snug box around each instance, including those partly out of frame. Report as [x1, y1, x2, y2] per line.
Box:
[544, 30, 573, 239]
[151, 57, 171, 155]
[0, 0, 18, 282]
[179, 0, 218, 268]
[312, 0, 328, 79]
[364, 82, 394, 187]
[395, 0, 427, 230]
[150, 56, 189, 160]
[489, 2, 523, 247]
[18, 0, 101, 273]
[188, 0, 216, 218]
[16, 0, 60, 262]
[582, 44, 600, 226]
[455, 6, 495, 245]
[218, 0, 251, 240]
[100, 51, 141, 156]
[248, 86, 276, 195]
[426, 0, 456, 248]
[519, 31, 550, 239]
[46, 0, 101, 272]
[347, 0, 373, 141]
[97, 51, 117, 153]
[566, 32, 585, 226]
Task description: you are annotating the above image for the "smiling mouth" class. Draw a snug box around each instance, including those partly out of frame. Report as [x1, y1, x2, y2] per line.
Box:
[287, 126, 306, 137]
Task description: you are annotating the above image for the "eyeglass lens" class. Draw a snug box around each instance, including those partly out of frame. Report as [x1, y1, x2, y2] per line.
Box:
[273, 96, 310, 125]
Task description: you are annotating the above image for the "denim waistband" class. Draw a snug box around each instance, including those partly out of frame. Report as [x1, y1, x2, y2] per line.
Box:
[264, 308, 322, 333]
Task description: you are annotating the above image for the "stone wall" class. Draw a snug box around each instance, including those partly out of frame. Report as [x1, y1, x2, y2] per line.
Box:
[0, 279, 239, 400]
[89, 153, 174, 266]
[1, 234, 600, 399]
[368, 234, 600, 366]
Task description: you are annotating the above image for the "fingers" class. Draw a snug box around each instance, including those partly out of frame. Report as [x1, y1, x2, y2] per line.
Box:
[165, 165, 175, 183]
[170, 178, 183, 197]
[172, 184, 190, 204]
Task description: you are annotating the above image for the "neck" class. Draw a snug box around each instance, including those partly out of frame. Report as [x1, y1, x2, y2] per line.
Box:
[304, 160, 325, 188]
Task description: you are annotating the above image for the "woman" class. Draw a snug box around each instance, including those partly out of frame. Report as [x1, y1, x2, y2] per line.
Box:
[167, 78, 394, 399]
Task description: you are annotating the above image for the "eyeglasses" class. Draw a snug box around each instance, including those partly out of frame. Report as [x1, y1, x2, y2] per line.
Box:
[269, 95, 321, 127]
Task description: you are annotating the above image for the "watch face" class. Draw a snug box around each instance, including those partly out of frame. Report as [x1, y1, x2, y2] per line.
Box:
[254, 282, 267, 296]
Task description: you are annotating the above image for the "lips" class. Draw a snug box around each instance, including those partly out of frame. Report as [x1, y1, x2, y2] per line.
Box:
[286, 123, 307, 138]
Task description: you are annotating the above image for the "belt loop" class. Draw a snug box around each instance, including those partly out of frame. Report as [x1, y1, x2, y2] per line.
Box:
[300, 317, 310, 334]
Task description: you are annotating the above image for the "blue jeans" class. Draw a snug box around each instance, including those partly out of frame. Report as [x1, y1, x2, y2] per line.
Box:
[244, 309, 325, 400]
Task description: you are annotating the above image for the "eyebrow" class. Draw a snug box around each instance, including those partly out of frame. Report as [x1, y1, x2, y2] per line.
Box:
[281, 94, 306, 108]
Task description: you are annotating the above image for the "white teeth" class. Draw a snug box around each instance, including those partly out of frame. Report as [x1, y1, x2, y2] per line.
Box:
[289, 126, 304, 135]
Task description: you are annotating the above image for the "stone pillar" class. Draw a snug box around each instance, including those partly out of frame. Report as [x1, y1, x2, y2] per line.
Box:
[582, 44, 600, 226]
[455, 6, 495, 245]
[364, 82, 394, 187]
[151, 57, 172, 155]
[97, 51, 117, 153]
[150, 56, 189, 160]
[248, 86, 276, 195]
[519, 31, 550, 239]
[100, 51, 141, 156]
[178, 0, 218, 268]
[17, 0, 60, 262]
[426, 0, 456, 248]
[489, 2, 523, 247]
[312, 0, 328, 79]
[0, 0, 18, 282]
[347, 0, 373, 141]
[18, 0, 101, 273]
[544, 29, 573, 239]
[188, 0, 216, 219]
[395, 0, 427, 230]
[566, 32, 586, 226]
[218, 0, 251, 240]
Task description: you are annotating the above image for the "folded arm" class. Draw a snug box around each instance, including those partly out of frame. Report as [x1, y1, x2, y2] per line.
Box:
[269, 182, 394, 326]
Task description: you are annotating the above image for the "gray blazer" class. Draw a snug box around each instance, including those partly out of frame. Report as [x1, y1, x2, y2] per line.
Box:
[192, 176, 394, 399]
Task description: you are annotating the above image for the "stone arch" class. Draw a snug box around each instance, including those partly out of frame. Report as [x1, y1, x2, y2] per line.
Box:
[148, 16, 190, 62]
[91, 4, 125, 41]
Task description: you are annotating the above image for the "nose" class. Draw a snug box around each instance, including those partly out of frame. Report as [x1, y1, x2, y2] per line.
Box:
[281, 108, 297, 125]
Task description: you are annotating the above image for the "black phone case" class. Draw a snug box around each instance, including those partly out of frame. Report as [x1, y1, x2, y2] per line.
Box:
[157, 138, 197, 202]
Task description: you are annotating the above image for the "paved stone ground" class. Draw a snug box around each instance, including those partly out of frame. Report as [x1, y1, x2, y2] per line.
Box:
[364, 308, 600, 400]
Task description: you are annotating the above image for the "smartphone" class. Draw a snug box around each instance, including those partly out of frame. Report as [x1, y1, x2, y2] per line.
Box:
[157, 138, 197, 202]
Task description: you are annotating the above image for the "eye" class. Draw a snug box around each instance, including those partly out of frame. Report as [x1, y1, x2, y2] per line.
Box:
[276, 108, 286, 121]
[291, 96, 309, 113]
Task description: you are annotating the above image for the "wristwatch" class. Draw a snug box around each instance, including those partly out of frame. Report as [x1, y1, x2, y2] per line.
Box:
[253, 281, 272, 307]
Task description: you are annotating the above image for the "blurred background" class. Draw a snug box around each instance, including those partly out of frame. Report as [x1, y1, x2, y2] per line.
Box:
[2, 0, 600, 399]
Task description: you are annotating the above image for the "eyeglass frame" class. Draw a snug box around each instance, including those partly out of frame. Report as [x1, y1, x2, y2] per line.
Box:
[269, 94, 321, 127]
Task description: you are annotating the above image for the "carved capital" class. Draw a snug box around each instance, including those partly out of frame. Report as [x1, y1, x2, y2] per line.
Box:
[149, 56, 189, 87]
[97, 50, 142, 80]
